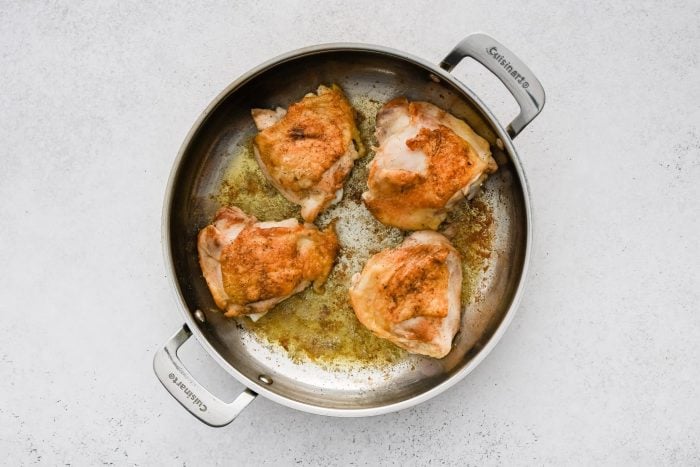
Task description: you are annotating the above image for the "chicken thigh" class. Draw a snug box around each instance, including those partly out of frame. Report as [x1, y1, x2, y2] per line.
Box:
[362, 98, 497, 230]
[251, 85, 365, 222]
[349, 231, 462, 358]
[198, 206, 338, 320]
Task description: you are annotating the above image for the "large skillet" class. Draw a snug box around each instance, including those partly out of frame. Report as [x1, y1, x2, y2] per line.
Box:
[153, 33, 545, 426]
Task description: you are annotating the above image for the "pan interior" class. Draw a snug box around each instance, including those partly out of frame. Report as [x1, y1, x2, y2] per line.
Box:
[166, 49, 528, 411]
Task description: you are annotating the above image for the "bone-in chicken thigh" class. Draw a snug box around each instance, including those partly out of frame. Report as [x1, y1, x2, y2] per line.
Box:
[349, 231, 462, 358]
[252, 85, 365, 222]
[198, 206, 338, 320]
[362, 98, 497, 230]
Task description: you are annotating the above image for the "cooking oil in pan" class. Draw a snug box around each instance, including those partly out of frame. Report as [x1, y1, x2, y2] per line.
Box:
[214, 96, 493, 366]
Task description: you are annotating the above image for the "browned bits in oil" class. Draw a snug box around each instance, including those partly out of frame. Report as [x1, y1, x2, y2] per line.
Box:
[216, 149, 298, 221]
[214, 95, 494, 366]
[444, 199, 494, 304]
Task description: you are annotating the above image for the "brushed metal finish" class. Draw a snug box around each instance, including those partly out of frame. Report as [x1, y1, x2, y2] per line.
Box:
[153, 326, 257, 427]
[158, 35, 541, 419]
[441, 33, 546, 138]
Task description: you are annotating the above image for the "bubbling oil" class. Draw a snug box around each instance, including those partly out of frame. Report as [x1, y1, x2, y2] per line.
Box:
[214, 95, 493, 366]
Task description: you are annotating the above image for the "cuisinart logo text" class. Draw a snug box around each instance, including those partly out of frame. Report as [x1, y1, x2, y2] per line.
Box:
[486, 47, 530, 89]
[169, 373, 207, 412]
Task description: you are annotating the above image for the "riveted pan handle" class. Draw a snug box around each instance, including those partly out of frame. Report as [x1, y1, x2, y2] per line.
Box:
[153, 325, 257, 427]
[440, 33, 545, 138]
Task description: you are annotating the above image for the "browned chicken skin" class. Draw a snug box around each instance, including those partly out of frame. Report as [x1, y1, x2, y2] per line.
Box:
[363, 98, 497, 230]
[349, 231, 462, 358]
[198, 206, 338, 320]
[252, 85, 365, 222]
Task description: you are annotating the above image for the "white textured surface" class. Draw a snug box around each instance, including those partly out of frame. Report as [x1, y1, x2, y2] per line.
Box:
[1, 1, 699, 465]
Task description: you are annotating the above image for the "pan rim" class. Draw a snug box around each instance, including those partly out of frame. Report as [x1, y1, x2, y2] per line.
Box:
[161, 42, 532, 417]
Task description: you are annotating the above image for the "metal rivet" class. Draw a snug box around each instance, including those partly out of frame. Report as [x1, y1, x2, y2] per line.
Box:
[194, 309, 206, 323]
[258, 375, 273, 385]
[429, 73, 441, 83]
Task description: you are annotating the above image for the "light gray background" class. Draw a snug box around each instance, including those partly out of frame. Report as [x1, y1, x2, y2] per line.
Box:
[1, 1, 698, 465]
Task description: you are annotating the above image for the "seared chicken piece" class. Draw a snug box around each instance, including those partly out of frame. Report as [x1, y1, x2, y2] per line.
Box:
[349, 231, 462, 358]
[198, 206, 338, 320]
[362, 98, 497, 230]
[251, 85, 365, 222]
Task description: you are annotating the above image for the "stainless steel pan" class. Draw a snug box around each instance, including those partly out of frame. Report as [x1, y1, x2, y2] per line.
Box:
[153, 33, 545, 426]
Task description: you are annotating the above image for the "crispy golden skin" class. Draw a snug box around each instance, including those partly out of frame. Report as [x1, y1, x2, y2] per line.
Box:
[252, 85, 365, 222]
[349, 231, 462, 358]
[363, 98, 497, 230]
[198, 206, 338, 319]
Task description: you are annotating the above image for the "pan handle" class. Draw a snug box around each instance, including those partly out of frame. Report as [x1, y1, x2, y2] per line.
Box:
[440, 33, 545, 138]
[153, 325, 257, 427]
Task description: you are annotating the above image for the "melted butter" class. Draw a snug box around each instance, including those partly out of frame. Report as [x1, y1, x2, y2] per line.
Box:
[214, 95, 493, 366]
